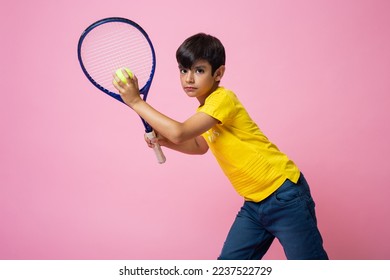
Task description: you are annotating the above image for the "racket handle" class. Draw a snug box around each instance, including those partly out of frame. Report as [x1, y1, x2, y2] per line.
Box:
[145, 131, 166, 164]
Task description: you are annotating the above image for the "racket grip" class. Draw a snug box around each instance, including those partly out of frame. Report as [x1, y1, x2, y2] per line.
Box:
[145, 131, 166, 164]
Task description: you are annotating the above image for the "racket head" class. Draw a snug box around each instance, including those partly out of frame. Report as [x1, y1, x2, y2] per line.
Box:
[77, 17, 156, 104]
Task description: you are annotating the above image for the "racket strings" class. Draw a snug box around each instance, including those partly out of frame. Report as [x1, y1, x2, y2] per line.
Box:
[80, 21, 154, 94]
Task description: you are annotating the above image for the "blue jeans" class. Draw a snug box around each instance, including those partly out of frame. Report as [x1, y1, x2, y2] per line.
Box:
[218, 173, 328, 260]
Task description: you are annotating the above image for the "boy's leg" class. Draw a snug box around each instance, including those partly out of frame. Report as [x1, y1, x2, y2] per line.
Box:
[218, 201, 275, 260]
[266, 174, 328, 260]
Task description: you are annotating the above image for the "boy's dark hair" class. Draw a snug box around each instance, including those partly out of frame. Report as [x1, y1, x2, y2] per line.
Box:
[176, 33, 226, 75]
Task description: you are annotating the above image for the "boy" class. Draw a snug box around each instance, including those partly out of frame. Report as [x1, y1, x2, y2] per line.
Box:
[113, 33, 328, 260]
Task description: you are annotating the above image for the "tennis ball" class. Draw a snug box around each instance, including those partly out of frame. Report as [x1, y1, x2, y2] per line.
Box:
[115, 68, 134, 83]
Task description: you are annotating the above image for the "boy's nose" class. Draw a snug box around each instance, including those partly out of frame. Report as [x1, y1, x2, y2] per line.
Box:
[186, 72, 194, 83]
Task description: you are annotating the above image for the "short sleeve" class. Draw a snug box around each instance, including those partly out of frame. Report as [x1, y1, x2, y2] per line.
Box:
[197, 88, 236, 124]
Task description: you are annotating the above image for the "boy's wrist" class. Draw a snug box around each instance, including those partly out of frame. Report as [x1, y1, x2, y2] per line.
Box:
[123, 95, 142, 108]
[127, 97, 144, 110]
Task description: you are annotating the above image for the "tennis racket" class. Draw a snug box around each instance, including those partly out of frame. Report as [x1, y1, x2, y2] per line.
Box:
[77, 17, 166, 164]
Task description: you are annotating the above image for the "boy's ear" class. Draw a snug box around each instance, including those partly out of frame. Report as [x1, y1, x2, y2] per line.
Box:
[214, 65, 225, 82]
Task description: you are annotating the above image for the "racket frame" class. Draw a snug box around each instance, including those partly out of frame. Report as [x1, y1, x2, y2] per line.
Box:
[77, 17, 166, 163]
[77, 17, 156, 132]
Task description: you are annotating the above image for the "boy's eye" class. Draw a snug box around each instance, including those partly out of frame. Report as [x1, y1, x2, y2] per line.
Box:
[195, 68, 205, 74]
[180, 68, 188, 74]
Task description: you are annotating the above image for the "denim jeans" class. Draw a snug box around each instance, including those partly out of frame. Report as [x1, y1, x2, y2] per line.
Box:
[218, 173, 328, 260]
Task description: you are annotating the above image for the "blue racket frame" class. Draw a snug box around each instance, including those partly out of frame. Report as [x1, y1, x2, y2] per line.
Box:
[77, 17, 156, 132]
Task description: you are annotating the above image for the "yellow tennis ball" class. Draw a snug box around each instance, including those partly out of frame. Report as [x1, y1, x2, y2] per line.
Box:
[115, 68, 134, 83]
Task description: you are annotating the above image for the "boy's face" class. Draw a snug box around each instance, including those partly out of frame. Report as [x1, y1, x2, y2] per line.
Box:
[178, 59, 224, 104]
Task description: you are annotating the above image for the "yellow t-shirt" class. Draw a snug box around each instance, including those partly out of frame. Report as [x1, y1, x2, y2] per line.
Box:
[197, 87, 300, 202]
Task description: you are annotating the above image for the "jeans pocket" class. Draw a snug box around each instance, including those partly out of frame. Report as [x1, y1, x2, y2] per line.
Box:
[274, 179, 301, 204]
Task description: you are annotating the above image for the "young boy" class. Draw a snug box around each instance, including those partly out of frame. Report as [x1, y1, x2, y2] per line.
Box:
[113, 33, 328, 260]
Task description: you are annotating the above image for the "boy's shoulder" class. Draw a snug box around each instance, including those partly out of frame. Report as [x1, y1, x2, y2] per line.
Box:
[206, 87, 239, 103]
[200, 87, 242, 114]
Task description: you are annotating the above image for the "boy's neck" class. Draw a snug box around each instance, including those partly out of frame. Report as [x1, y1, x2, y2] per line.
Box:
[197, 85, 221, 106]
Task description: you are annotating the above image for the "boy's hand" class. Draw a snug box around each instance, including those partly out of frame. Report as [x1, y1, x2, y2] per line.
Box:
[144, 132, 162, 148]
[144, 131, 169, 148]
[112, 69, 142, 108]
[144, 132, 157, 148]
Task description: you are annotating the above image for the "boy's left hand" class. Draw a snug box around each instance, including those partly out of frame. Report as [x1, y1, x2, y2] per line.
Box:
[112, 69, 142, 108]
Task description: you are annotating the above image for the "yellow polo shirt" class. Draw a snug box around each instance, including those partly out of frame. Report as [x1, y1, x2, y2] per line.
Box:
[197, 87, 300, 202]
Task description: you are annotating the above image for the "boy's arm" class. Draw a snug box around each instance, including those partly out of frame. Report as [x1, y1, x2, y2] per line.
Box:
[150, 133, 208, 155]
[113, 74, 218, 147]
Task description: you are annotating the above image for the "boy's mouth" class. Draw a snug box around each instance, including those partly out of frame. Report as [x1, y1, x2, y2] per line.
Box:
[184, 86, 197, 92]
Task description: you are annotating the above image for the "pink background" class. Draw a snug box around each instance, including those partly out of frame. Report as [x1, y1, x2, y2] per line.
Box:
[1, 0, 389, 260]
